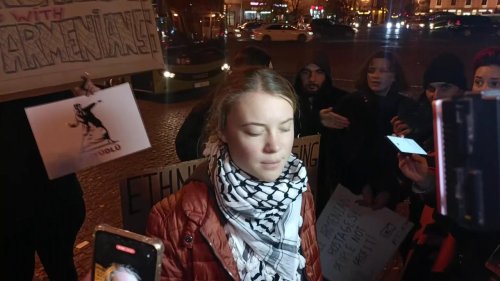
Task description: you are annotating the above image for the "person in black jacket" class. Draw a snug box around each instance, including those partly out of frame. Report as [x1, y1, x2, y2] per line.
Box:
[292, 51, 349, 215]
[327, 50, 411, 211]
[293, 51, 348, 137]
[1, 77, 98, 281]
[175, 45, 272, 161]
[397, 49, 500, 281]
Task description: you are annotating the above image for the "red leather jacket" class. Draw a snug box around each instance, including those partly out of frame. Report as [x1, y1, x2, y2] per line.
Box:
[146, 165, 323, 281]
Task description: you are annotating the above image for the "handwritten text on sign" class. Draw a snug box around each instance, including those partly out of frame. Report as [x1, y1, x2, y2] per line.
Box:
[0, 0, 164, 99]
[120, 135, 321, 234]
[317, 185, 413, 281]
[292, 134, 320, 196]
[119, 158, 205, 234]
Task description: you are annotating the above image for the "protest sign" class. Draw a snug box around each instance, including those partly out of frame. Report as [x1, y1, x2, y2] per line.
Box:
[292, 134, 320, 197]
[120, 134, 321, 234]
[0, 0, 164, 101]
[317, 185, 413, 281]
[25, 83, 150, 179]
[119, 158, 205, 234]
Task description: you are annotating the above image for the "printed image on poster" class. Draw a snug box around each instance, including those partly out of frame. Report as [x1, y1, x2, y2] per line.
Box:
[25, 83, 150, 179]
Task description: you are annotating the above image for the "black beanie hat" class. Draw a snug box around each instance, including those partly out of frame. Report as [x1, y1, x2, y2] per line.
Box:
[423, 53, 467, 90]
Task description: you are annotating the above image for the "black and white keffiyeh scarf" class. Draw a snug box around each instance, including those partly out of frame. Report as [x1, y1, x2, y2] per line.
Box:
[208, 145, 308, 281]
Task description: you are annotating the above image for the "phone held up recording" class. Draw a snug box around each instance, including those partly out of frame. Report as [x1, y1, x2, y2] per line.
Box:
[92, 224, 164, 281]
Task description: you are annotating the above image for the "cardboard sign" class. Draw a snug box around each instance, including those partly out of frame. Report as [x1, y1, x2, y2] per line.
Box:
[119, 158, 205, 234]
[25, 83, 151, 179]
[120, 135, 321, 234]
[291, 134, 320, 197]
[0, 0, 164, 101]
[317, 185, 413, 281]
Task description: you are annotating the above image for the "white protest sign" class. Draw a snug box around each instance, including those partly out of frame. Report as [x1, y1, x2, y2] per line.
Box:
[317, 185, 413, 281]
[25, 83, 150, 179]
[0, 0, 164, 101]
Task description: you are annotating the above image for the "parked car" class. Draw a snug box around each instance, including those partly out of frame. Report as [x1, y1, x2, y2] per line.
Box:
[251, 23, 314, 42]
[446, 15, 500, 37]
[405, 15, 429, 31]
[429, 15, 500, 37]
[428, 12, 456, 31]
[233, 21, 264, 39]
[309, 19, 356, 39]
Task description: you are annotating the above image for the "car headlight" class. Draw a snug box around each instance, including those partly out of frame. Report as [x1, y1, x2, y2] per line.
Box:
[163, 71, 175, 78]
[396, 22, 401, 29]
[221, 63, 230, 71]
[386, 22, 393, 29]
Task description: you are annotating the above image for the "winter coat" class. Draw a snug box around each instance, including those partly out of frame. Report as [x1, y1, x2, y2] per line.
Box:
[327, 88, 414, 207]
[146, 162, 323, 281]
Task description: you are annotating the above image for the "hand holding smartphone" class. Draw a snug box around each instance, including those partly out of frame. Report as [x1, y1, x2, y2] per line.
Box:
[92, 224, 163, 281]
[386, 135, 427, 155]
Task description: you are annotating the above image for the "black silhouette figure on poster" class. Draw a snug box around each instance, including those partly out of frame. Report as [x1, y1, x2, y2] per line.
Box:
[68, 100, 117, 151]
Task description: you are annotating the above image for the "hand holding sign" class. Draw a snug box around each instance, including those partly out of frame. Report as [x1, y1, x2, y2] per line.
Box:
[317, 185, 413, 281]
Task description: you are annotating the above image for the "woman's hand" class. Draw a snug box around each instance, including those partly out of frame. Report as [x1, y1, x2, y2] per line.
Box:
[398, 153, 428, 184]
[73, 74, 101, 97]
[320, 107, 350, 129]
[390, 116, 411, 136]
[355, 185, 390, 210]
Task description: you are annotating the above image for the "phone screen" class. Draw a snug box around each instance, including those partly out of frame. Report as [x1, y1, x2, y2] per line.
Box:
[386, 135, 428, 155]
[92, 225, 163, 281]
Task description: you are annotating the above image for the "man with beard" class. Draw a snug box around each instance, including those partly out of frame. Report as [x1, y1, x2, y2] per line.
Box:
[294, 51, 349, 136]
[293, 51, 349, 216]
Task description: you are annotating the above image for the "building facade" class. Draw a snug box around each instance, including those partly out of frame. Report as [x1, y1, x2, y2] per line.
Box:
[429, 0, 500, 14]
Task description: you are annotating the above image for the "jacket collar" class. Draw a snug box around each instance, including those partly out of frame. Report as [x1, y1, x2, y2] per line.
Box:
[182, 161, 240, 280]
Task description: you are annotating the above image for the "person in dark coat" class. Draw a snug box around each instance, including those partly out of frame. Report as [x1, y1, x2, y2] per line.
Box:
[0, 79, 100, 280]
[327, 50, 412, 211]
[293, 51, 348, 137]
[398, 49, 500, 281]
[292, 51, 349, 216]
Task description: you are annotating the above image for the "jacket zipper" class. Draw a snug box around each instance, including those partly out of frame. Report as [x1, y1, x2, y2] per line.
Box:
[199, 228, 236, 280]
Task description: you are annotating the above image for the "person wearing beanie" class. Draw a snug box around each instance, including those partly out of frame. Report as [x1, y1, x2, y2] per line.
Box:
[422, 53, 467, 101]
[393, 52, 466, 151]
[399, 48, 500, 281]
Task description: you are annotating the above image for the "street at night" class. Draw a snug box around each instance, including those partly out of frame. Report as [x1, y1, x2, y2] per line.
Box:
[28, 27, 497, 280]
